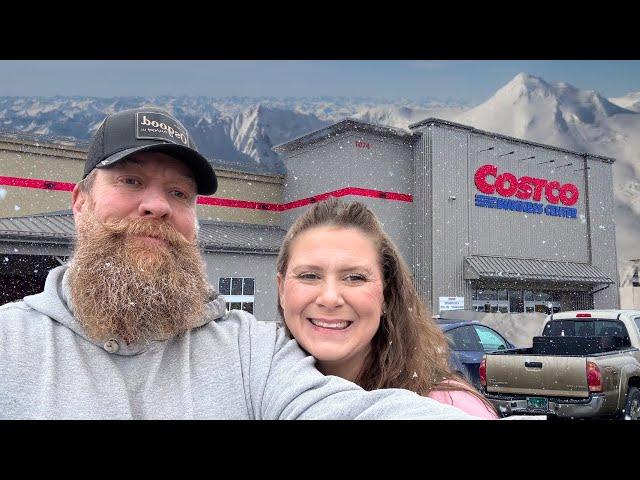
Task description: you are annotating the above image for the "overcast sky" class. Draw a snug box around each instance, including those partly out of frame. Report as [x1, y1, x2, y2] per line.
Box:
[1, 60, 639, 105]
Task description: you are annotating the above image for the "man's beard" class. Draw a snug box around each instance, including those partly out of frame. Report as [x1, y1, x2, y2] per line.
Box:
[68, 209, 210, 345]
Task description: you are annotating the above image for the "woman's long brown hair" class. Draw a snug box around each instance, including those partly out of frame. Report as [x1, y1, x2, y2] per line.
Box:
[276, 198, 496, 414]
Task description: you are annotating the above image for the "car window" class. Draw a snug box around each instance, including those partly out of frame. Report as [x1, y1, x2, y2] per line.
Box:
[446, 326, 483, 352]
[474, 325, 508, 352]
[635, 317, 640, 335]
[543, 320, 581, 336]
[543, 319, 629, 338]
[594, 320, 628, 338]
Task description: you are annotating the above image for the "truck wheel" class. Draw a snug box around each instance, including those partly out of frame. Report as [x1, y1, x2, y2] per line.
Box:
[621, 387, 640, 420]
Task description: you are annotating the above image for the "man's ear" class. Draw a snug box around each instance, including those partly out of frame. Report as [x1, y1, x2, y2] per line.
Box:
[71, 184, 87, 215]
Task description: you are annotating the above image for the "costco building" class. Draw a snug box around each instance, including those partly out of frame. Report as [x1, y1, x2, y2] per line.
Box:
[0, 117, 620, 321]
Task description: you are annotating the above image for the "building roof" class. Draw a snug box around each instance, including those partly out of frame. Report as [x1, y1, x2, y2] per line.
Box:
[409, 118, 616, 164]
[198, 220, 285, 254]
[0, 129, 90, 151]
[463, 255, 614, 285]
[272, 118, 416, 154]
[0, 211, 286, 254]
[271, 115, 616, 164]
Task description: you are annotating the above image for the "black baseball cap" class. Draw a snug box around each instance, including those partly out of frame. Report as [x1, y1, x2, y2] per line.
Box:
[85, 107, 218, 195]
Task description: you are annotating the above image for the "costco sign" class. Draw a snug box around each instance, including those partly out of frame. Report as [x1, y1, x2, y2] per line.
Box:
[473, 164, 579, 219]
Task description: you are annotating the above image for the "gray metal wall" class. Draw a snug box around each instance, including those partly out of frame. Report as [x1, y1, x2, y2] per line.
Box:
[586, 157, 620, 308]
[415, 125, 469, 312]
[281, 131, 415, 264]
[413, 131, 433, 305]
[466, 132, 589, 262]
[202, 251, 280, 322]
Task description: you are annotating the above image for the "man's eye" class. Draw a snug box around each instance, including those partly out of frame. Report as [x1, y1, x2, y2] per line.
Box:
[172, 190, 186, 198]
[122, 178, 141, 186]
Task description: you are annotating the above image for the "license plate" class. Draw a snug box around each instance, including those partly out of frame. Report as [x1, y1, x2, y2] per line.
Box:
[527, 396, 548, 411]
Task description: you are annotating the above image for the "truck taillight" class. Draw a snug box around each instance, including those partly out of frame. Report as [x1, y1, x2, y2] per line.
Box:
[576, 313, 592, 317]
[586, 361, 602, 392]
[479, 358, 487, 387]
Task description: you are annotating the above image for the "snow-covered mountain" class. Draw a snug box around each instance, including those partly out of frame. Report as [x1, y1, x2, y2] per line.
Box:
[453, 73, 640, 281]
[0, 96, 467, 174]
[609, 91, 640, 112]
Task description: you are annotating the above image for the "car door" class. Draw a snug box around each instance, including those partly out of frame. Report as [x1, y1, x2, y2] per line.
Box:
[446, 325, 484, 388]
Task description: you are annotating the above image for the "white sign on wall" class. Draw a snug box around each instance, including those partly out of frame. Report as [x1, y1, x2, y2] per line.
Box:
[439, 296, 465, 311]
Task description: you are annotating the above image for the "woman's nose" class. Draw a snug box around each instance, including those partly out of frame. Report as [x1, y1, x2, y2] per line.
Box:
[315, 278, 345, 308]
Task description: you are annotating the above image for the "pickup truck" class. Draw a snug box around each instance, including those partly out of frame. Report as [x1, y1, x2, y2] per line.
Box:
[480, 310, 640, 419]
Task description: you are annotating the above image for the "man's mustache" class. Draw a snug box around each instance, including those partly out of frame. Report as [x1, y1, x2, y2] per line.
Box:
[99, 217, 192, 247]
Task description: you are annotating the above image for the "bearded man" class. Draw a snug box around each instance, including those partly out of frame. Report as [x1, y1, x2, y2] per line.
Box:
[0, 107, 479, 420]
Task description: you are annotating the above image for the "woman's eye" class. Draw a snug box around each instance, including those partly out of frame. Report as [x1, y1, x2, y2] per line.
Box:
[298, 273, 319, 280]
[172, 190, 186, 198]
[345, 274, 367, 282]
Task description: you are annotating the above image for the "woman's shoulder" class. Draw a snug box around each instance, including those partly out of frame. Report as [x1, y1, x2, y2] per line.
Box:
[427, 381, 498, 419]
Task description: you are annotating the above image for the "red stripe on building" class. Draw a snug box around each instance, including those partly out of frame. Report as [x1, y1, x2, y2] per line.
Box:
[197, 196, 282, 211]
[0, 176, 75, 192]
[0, 176, 413, 210]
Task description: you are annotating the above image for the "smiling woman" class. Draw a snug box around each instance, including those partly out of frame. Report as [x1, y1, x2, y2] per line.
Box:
[276, 198, 498, 418]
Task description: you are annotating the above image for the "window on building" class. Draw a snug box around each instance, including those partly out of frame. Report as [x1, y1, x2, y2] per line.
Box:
[473, 287, 565, 314]
[508, 289, 524, 313]
[497, 289, 509, 313]
[524, 290, 560, 314]
[472, 288, 498, 312]
[218, 277, 255, 314]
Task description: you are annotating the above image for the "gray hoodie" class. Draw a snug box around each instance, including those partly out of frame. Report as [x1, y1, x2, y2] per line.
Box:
[0, 265, 480, 420]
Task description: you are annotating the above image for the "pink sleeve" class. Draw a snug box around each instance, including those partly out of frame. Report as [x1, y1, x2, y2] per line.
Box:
[428, 389, 498, 419]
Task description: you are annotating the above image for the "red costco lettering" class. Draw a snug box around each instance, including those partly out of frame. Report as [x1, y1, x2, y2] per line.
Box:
[545, 181, 561, 204]
[474, 164, 497, 194]
[355, 140, 371, 149]
[474, 164, 579, 207]
[560, 184, 579, 205]
[495, 172, 518, 197]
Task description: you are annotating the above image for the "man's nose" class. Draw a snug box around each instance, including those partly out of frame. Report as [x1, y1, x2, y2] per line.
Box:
[137, 187, 171, 218]
[315, 278, 345, 308]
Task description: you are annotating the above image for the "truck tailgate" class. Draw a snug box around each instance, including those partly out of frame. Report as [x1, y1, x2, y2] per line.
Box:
[486, 354, 590, 398]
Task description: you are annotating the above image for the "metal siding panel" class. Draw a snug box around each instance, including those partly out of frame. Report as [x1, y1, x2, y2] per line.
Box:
[430, 124, 468, 311]
[587, 158, 620, 308]
[412, 131, 432, 309]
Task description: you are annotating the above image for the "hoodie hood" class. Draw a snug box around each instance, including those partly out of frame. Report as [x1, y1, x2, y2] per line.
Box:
[23, 265, 227, 355]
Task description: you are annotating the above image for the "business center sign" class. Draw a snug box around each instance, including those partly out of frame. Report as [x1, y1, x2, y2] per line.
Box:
[473, 164, 579, 220]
